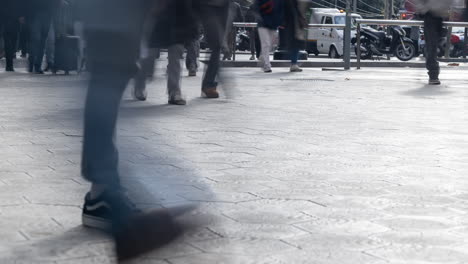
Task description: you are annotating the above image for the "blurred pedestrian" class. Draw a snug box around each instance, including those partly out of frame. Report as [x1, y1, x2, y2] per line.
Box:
[193, 0, 229, 98]
[0, 0, 26, 72]
[25, 0, 61, 74]
[254, 0, 284, 73]
[245, 3, 261, 60]
[413, 0, 453, 85]
[133, 0, 199, 105]
[222, 0, 244, 61]
[77, 0, 186, 260]
[283, 0, 307, 72]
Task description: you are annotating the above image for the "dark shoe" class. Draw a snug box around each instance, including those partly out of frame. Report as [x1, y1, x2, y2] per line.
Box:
[34, 70, 45, 74]
[201, 87, 219, 98]
[168, 98, 187, 105]
[82, 192, 115, 231]
[249, 55, 255, 60]
[188, 70, 197, 77]
[132, 81, 147, 101]
[264, 69, 272, 73]
[5, 66, 14, 72]
[290, 64, 303, 72]
[429, 78, 441, 85]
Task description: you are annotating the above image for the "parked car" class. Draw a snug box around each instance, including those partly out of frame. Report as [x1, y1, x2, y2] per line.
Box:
[306, 8, 362, 58]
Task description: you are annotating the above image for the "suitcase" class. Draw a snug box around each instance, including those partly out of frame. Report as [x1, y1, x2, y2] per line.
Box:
[54, 36, 80, 74]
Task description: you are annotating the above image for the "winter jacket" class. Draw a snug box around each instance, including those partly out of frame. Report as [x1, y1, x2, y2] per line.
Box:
[412, 0, 454, 18]
[149, 0, 199, 48]
[254, 0, 284, 29]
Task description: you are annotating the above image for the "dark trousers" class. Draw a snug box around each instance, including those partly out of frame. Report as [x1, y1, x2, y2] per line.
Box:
[81, 31, 142, 186]
[196, 3, 228, 89]
[0, 18, 19, 67]
[19, 23, 29, 56]
[81, 0, 146, 186]
[423, 12, 443, 79]
[29, 12, 52, 71]
[185, 38, 199, 72]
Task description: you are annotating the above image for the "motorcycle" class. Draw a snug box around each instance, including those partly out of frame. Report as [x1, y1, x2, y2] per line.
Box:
[352, 25, 416, 61]
[236, 29, 251, 52]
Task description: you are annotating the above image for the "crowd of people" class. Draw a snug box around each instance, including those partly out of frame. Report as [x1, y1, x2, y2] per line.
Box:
[1, 0, 465, 261]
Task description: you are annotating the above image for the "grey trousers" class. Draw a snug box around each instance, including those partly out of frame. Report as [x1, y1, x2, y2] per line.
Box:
[167, 44, 184, 98]
[135, 44, 184, 99]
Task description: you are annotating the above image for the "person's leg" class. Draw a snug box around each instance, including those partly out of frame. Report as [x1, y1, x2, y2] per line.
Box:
[185, 39, 199, 76]
[4, 19, 18, 71]
[33, 12, 52, 73]
[198, 2, 228, 97]
[19, 23, 29, 57]
[167, 44, 185, 105]
[423, 12, 442, 84]
[249, 28, 256, 60]
[133, 48, 158, 101]
[289, 45, 302, 72]
[258, 27, 272, 72]
[44, 24, 55, 71]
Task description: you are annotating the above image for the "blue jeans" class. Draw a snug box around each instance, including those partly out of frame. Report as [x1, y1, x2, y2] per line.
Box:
[290, 47, 299, 64]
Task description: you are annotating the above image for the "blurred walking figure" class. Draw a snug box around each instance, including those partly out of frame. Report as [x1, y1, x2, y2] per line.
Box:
[283, 0, 308, 72]
[246, 3, 262, 60]
[0, 0, 26, 72]
[413, 0, 453, 85]
[222, 0, 244, 61]
[254, 0, 284, 73]
[133, 0, 199, 105]
[26, 0, 60, 74]
[193, 0, 229, 98]
[78, 0, 188, 260]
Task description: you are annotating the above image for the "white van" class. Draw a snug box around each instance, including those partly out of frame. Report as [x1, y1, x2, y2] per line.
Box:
[306, 8, 362, 58]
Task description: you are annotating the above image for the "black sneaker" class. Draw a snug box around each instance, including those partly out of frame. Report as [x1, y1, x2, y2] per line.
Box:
[429, 78, 441, 85]
[82, 189, 140, 231]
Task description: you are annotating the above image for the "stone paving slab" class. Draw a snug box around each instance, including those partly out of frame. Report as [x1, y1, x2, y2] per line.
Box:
[0, 60, 468, 263]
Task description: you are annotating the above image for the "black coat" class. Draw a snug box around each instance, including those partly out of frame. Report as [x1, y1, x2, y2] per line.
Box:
[149, 0, 199, 48]
[0, 0, 27, 20]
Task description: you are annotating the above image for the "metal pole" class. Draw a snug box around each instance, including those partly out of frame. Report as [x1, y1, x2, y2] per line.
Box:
[232, 27, 237, 61]
[445, 26, 452, 59]
[464, 27, 467, 59]
[353, 0, 357, 13]
[357, 22, 361, 69]
[344, 0, 351, 70]
[335, 0, 338, 8]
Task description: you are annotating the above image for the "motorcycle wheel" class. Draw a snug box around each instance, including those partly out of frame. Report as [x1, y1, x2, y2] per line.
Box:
[395, 41, 416, 61]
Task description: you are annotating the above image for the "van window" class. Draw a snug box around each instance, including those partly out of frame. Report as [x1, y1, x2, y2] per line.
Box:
[324, 16, 333, 24]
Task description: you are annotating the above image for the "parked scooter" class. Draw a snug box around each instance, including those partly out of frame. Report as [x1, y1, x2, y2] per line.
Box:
[236, 29, 250, 52]
[352, 25, 416, 61]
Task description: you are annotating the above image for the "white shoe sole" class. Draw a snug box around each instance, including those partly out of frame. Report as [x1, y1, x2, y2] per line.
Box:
[82, 214, 112, 231]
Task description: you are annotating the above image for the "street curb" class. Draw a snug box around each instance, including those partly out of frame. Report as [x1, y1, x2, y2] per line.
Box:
[203, 60, 428, 68]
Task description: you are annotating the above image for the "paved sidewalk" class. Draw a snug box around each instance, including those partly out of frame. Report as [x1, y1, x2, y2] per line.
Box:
[1, 60, 468, 263]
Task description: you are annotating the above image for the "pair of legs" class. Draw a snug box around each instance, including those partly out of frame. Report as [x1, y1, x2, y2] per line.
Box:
[423, 12, 443, 84]
[248, 28, 260, 60]
[258, 27, 276, 72]
[1, 18, 19, 71]
[29, 11, 52, 73]
[133, 44, 187, 105]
